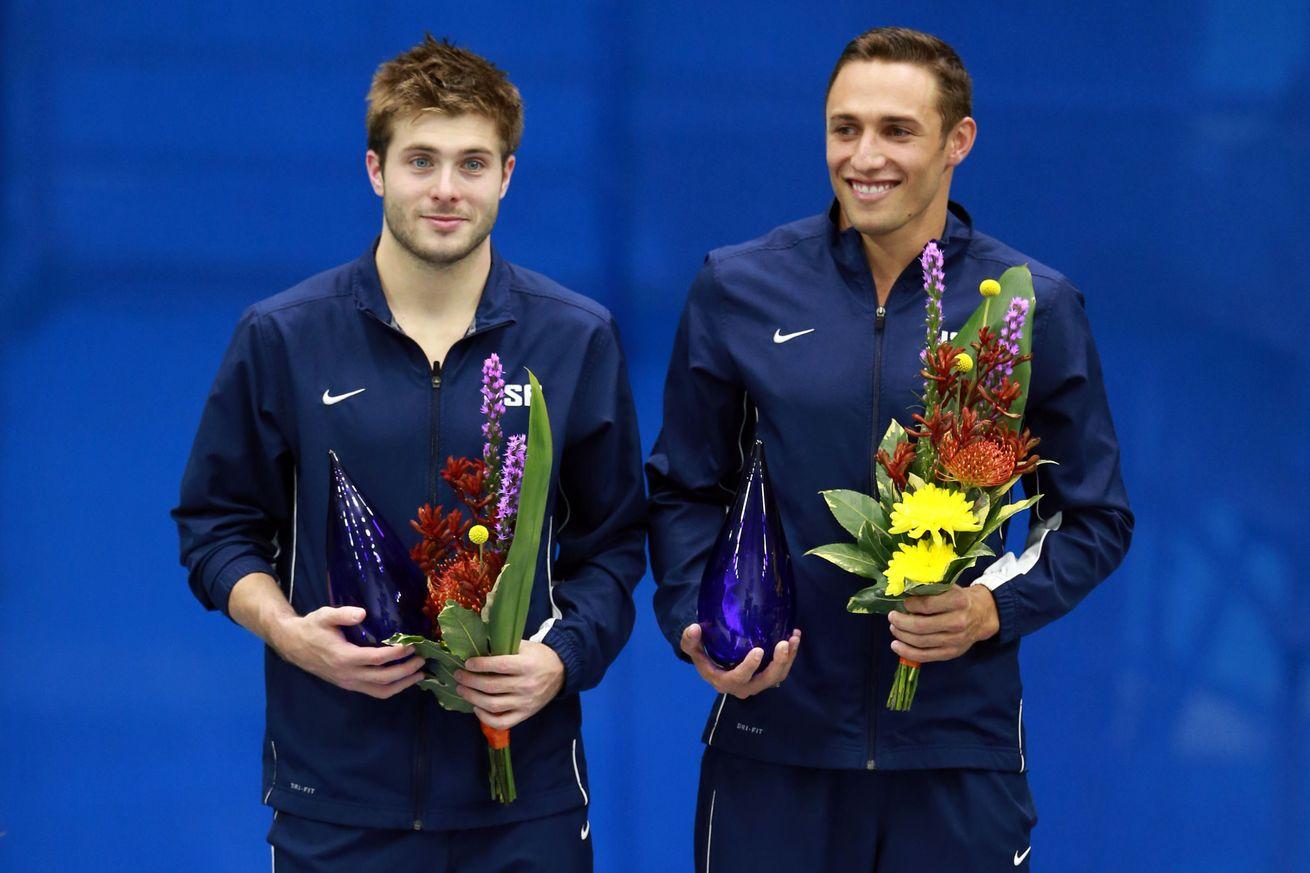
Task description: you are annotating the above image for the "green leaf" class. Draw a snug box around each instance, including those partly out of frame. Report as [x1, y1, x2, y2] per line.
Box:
[950, 265, 1037, 431]
[437, 603, 489, 661]
[487, 370, 553, 656]
[903, 580, 955, 597]
[977, 494, 1042, 544]
[944, 555, 983, 583]
[906, 472, 928, 492]
[417, 666, 474, 713]
[805, 543, 885, 579]
[857, 522, 891, 565]
[847, 585, 901, 614]
[821, 489, 886, 539]
[385, 633, 447, 662]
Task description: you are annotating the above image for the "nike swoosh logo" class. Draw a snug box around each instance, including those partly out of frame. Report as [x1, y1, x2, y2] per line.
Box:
[773, 328, 815, 344]
[322, 388, 366, 406]
[580, 819, 590, 840]
[1014, 846, 1031, 865]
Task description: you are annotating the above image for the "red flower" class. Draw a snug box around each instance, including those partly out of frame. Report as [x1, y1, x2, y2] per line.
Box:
[410, 504, 470, 576]
[441, 457, 496, 526]
[938, 426, 1041, 489]
[877, 441, 917, 491]
[424, 550, 508, 631]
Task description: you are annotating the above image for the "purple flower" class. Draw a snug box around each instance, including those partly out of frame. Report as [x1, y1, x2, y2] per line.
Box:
[987, 297, 1030, 392]
[481, 354, 506, 497]
[920, 241, 946, 351]
[495, 434, 527, 546]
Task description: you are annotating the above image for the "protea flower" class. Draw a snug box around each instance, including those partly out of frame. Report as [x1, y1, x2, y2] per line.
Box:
[424, 550, 507, 629]
[939, 428, 1041, 489]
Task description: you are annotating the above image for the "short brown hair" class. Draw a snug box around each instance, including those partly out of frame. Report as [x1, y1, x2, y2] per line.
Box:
[366, 35, 524, 163]
[827, 27, 972, 135]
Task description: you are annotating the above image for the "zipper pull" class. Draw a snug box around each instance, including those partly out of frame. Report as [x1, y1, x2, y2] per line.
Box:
[431, 361, 442, 389]
[875, 306, 886, 331]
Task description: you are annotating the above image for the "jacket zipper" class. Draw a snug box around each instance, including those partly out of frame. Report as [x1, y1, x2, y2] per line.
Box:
[866, 303, 887, 770]
[411, 359, 441, 830]
[357, 307, 513, 827]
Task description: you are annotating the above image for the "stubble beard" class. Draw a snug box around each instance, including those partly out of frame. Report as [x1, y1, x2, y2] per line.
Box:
[384, 195, 497, 269]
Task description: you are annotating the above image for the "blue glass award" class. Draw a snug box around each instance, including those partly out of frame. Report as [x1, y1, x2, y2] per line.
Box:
[697, 440, 796, 669]
[325, 451, 428, 646]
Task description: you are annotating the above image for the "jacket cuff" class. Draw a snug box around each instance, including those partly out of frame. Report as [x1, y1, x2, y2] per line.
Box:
[542, 625, 585, 696]
[209, 553, 278, 617]
[988, 581, 1022, 646]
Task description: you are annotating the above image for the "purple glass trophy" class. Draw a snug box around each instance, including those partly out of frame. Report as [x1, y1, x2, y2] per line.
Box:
[697, 440, 796, 669]
[325, 450, 428, 646]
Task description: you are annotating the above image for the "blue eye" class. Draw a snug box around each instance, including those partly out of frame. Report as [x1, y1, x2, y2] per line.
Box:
[464, 159, 485, 172]
[411, 156, 432, 169]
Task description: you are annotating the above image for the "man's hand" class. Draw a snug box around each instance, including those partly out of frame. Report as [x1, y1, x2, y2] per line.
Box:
[680, 623, 802, 700]
[228, 572, 424, 699]
[270, 606, 426, 699]
[887, 585, 999, 663]
[455, 641, 566, 731]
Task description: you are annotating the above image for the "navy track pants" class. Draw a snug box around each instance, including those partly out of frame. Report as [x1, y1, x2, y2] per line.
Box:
[694, 746, 1037, 872]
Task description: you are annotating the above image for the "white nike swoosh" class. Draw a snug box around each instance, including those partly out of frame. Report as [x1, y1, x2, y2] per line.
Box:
[1014, 846, 1031, 865]
[580, 819, 590, 840]
[322, 388, 366, 406]
[773, 328, 815, 344]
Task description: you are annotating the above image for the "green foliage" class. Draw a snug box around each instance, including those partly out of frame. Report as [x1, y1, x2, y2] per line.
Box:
[847, 580, 953, 614]
[950, 265, 1037, 430]
[487, 371, 553, 656]
[437, 603, 489, 660]
[385, 629, 476, 713]
[821, 489, 887, 539]
[805, 543, 885, 579]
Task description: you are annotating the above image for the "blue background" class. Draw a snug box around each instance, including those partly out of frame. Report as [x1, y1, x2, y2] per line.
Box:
[2, 1, 1308, 870]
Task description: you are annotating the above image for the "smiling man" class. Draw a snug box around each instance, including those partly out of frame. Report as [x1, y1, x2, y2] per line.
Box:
[647, 27, 1132, 871]
[173, 36, 645, 872]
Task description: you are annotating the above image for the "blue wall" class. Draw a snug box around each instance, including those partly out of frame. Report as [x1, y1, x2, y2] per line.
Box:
[2, 1, 1308, 870]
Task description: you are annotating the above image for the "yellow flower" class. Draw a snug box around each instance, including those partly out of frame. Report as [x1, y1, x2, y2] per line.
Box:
[953, 352, 973, 373]
[979, 278, 1001, 297]
[468, 524, 490, 546]
[888, 483, 982, 545]
[885, 539, 959, 596]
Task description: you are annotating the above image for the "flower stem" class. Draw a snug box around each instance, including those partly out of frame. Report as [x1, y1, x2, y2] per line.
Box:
[886, 657, 921, 711]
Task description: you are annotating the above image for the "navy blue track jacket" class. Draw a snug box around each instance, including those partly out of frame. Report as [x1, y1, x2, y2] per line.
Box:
[173, 244, 646, 830]
[647, 203, 1132, 772]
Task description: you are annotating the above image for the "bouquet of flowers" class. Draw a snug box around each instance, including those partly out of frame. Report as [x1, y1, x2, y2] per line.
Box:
[387, 354, 552, 803]
[807, 242, 1049, 711]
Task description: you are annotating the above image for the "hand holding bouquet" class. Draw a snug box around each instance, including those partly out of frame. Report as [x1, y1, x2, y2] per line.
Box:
[808, 243, 1049, 710]
[387, 355, 552, 803]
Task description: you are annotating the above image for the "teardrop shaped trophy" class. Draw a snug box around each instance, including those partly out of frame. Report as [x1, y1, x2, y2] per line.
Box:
[697, 440, 796, 669]
[325, 450, 428, 646]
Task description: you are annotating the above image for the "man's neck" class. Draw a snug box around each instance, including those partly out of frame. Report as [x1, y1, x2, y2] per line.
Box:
[373, 228, 491, 365]
[374, 229, 491, 325]
[851, 200, 949, 307]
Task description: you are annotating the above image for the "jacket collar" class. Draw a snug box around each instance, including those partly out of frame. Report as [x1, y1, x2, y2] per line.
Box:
[827, 199, 974, 288]
[351, 239, 517, 332]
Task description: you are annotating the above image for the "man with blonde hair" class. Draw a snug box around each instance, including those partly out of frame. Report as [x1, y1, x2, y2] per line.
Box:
[174, 36, 644, 871]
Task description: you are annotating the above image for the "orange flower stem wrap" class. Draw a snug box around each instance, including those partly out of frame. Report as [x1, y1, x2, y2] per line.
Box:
[887, 656, 922, 711]
[480, 722, 511, 751]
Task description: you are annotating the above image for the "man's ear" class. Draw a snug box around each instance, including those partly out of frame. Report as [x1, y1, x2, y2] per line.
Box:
[499, 154, 516, 200]
[945, 117, 977, 168]
[365, 150, 385, 197]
